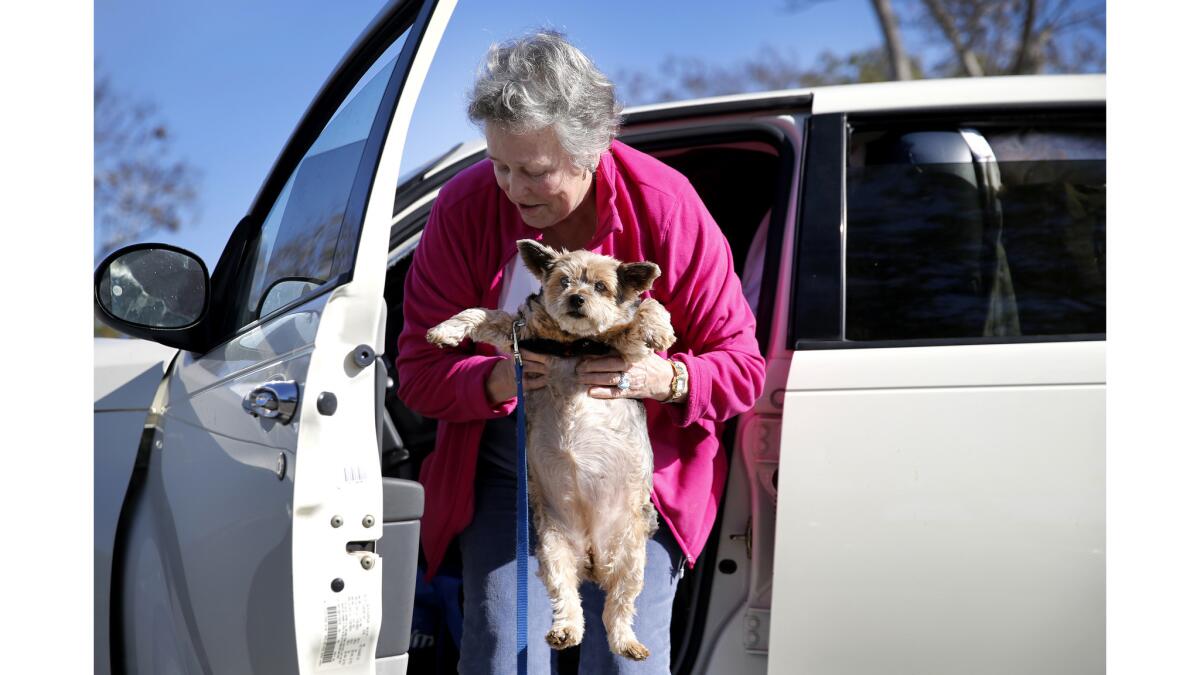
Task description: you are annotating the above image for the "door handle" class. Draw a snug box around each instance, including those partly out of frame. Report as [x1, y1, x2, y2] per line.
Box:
[242, 380, 299, 424]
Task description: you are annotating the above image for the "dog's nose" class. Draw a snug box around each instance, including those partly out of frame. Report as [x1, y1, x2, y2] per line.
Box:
[569, 294, 585, 309]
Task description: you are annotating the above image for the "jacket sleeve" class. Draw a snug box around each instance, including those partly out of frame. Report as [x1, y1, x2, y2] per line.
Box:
[393, 195, 518, 422]
[654, 190, 767, 428]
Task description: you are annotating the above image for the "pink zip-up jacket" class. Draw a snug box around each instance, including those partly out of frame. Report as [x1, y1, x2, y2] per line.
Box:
[395, 140, 765, 576]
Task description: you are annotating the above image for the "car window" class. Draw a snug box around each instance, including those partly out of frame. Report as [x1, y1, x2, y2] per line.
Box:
[844, 118, 1105, 341]
[234, 35, 408, 329]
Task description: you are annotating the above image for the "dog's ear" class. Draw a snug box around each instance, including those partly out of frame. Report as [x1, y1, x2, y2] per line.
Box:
[517, 239, 557, 280]
[617, 261, 661, 298]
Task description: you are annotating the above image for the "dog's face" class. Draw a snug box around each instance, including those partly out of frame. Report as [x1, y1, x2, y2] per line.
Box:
[517, 239, 660, 336]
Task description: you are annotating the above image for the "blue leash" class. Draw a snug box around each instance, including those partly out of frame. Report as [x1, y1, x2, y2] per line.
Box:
[511, 319, 529, 675]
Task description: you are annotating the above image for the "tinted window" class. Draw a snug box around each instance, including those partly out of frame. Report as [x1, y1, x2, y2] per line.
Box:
[845, 119, 1105, 341]
[234, 38, 406, 328]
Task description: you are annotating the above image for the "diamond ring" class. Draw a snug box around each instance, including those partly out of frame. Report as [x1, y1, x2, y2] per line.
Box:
[617, 372, 631, 391]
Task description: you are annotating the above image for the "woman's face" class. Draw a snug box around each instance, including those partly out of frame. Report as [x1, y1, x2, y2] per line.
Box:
[484, 123, 592, 230]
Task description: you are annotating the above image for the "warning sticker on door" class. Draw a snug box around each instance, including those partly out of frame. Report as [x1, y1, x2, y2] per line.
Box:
[317, 593, 372, 670]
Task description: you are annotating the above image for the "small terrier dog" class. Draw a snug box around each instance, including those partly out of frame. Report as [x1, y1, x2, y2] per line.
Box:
[426, 239, 675, 660]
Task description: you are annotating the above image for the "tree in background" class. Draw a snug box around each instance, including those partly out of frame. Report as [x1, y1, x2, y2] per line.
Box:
[617, 46, 923, 103]
[94, 75, 201, 262]
[615, 0, 1105, 104]
[912, 0, 1106, 77]
[873, 0, 915, 80]
[94, 75, 202, 337]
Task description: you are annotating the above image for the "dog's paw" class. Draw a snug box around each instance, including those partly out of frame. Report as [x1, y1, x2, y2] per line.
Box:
[635, 298, 676, 352]
[614, 639, 650, 661]
[546, 623, 583, 650]
[426, 322, 468, 348]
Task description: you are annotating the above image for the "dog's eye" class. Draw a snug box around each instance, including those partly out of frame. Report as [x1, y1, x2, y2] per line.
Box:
[594, 281, 607, 294]
[560, 276, 571, 288]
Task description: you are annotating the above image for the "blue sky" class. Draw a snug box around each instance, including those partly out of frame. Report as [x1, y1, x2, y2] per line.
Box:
[95, 0, 1102, 266]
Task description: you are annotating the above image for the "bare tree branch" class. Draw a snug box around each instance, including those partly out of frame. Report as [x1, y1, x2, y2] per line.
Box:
[614, 45, 905, 105]
[923, 0, 986, 76]
[1039, 0, 1076, 30]
[94, 74, 201, 262]
[619, 0, 1104, 104]
[1009, 0, 1038, 73]
[908, 0, 1103, 76]
[1045, 5, 1106, 32]
[872, 0, 915, 79]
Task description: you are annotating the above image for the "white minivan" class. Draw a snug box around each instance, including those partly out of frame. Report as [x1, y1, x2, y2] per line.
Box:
[94, 1, 1105, 673]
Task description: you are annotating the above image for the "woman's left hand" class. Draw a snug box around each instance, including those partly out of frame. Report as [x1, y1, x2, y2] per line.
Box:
[576, 354, 675, 401]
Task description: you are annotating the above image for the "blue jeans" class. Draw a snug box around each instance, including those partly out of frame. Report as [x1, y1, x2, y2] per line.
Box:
[459, 465, 685, 674]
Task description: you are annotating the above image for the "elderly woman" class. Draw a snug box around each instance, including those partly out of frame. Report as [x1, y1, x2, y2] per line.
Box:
[395, 31, 765, 674]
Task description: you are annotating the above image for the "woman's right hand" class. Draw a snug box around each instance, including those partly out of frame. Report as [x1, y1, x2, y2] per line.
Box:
[485, 350, 551, 404]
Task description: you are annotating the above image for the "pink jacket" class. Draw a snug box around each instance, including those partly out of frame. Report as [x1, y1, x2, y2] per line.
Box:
[395, 140, 766, 576]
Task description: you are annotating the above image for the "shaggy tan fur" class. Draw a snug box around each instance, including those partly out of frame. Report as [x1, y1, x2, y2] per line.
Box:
[426, 239, 675, 660]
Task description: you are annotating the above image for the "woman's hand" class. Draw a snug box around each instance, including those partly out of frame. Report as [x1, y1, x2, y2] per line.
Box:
[576, 354, 676, 401]
[485, 350, 553, 405]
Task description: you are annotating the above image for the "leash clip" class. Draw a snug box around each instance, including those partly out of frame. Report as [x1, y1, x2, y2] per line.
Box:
[511, 319, 526, 366]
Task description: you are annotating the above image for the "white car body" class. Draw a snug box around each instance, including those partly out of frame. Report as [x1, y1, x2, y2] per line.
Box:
[94, 1, 1105, 671]
[93, 337, 177, 674]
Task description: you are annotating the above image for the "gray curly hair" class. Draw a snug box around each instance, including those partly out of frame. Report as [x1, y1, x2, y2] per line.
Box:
[467, 30, 622, 172]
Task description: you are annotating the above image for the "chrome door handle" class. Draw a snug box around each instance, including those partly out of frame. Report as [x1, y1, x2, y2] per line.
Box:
[242, 380, 299, 424]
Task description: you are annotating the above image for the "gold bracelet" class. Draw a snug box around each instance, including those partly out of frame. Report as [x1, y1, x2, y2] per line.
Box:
[666, 359, 688, 403]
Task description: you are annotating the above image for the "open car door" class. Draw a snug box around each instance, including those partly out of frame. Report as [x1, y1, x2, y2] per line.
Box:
[97, 2, 456, 674]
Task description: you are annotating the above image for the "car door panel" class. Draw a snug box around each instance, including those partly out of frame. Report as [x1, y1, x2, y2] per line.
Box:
[135, 404, 301, 675]
[119, 297, 328, 674]
[771, 342, 1104, 675]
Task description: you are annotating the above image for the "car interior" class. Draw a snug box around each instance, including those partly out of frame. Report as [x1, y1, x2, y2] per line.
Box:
[377, 127, 790, 673]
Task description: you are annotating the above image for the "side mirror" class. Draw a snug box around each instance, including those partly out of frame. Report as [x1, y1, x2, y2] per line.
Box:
[95, 244, 211, 350]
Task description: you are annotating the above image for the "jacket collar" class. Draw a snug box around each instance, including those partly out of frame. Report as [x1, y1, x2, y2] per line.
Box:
[590, 144, 624, 245]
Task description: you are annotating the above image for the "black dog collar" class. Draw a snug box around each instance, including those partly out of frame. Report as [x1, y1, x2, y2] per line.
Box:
[518, 337, 612, 358]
